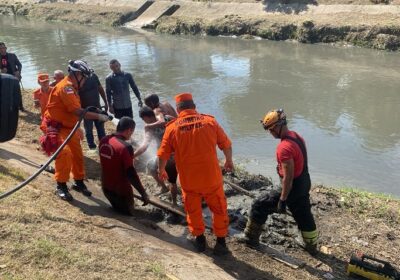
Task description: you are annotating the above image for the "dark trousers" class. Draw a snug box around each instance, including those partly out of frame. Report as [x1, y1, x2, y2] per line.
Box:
[83, 119, 106, 149]
[249, 173, 316, 232]
[102, 188, 134, 216]
[114, 107, 133, 119]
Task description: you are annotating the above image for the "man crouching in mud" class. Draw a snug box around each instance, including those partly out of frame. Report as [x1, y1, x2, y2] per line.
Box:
[238, 109, 318, 255]
[99, 117, 150, 215]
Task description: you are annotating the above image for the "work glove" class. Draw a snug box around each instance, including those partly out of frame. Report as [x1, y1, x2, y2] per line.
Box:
[141, 193, 150, 206]
[138, 99, 143, 107]
[277, 199, 287, 214]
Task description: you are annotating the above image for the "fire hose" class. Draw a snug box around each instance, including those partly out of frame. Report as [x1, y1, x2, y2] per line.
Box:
[0, 106, 111, 200]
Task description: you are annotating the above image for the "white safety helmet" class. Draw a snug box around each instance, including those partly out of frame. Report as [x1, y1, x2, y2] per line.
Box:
[68, 60, 92, 77]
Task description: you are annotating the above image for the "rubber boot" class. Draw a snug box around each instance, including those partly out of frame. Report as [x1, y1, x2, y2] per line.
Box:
[302, 230, 319, 256]
[236, 219, 263, 248]
[213, 237, 230, 256]
[55, 182, 73, 202]
[194, 234, 206, 253]
[72, 180, 92, 197]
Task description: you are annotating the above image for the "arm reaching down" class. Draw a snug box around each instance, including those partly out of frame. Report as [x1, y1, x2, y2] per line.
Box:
[222, 146, 234, 172]
[126, 166, 149, 205]
[280, 159, 294, 201]
[134, 131, 152, 158]
[144, 108, 166, 130]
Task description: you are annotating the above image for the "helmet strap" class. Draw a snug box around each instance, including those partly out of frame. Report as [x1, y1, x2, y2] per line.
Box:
[278, 124, 283, 138]
[72, 71, 83, 91]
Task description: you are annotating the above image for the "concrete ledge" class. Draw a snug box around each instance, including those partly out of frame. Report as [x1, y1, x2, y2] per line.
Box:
[126, 1, 181, 28]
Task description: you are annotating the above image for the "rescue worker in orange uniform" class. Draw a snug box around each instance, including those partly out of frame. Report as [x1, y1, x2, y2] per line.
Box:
[33, 73, 52, 119]
[42, 60, 111, 201]
[157, 93, 234, 255]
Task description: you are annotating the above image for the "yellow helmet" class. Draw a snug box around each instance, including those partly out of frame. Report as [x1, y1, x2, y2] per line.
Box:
[261, 109, 286, 130]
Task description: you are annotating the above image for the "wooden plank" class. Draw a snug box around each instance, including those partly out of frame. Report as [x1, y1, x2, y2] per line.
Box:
[224, 179, 256, 198]
[132, 193, 186, 217]
[256, 243, 305, 269]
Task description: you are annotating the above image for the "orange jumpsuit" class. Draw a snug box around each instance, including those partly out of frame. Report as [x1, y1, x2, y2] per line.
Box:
[157, 109, 232, 237]
[43, 76, 84, 183]
[33, 87, 52, 118]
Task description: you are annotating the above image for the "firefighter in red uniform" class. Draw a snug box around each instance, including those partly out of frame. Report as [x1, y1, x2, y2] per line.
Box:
[99, 117, 149, 215]
[238, 109, 318, 255]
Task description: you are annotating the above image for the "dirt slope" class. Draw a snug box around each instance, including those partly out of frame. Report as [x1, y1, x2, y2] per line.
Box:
[0, 91, 399, 279]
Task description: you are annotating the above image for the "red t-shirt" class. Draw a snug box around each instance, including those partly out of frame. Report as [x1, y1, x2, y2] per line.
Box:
[99, 134, 134, 196]
[276, 131, 306, 178]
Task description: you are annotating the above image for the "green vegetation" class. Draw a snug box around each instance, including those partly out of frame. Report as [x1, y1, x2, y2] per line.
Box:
[323, 186, 400, 224]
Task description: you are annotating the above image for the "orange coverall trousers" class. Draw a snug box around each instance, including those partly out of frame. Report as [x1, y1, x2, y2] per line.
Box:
[54, 128, 85, 183]
[182, 185, 229, 238]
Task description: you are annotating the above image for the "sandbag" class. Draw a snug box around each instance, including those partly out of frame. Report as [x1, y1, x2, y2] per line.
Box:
[0, 73, 21, 143]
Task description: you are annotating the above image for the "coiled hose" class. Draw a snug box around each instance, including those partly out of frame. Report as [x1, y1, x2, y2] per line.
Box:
[0, 106, 104, 200]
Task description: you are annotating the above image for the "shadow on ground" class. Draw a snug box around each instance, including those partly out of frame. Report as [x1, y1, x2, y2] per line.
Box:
[304, 252, 349, 279]
[70, 186, 282, 280]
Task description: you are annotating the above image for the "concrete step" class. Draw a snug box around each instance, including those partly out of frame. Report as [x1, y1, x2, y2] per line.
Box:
[125, 0, 180, 29]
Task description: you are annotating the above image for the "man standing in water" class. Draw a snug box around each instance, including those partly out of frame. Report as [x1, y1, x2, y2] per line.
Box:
[157, 93, 233, 255]
[106, 59, 143, 119]
[135, 106, 178, 206]
[238, 109, 318, 255]
[143, 93, 177, 129]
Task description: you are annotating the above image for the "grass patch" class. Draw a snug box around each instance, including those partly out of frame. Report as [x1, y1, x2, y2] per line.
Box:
[323, 186, 400, 224]
[146, 262, 167, 279]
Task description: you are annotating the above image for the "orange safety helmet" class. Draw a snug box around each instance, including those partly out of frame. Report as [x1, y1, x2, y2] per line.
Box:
[261, 109, 287, 130]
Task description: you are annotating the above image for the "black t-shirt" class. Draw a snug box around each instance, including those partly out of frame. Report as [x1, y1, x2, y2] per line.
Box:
[1, 55, 13, 75]
[79, 73, 101, 108]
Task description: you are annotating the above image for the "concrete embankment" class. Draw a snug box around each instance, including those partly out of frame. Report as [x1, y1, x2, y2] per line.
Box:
[2, 0, 400, 50]
[151, 2, 400, 51]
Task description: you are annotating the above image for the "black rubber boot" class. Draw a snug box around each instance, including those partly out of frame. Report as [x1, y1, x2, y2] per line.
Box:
[72, 180, 92, 197]
[301, 230, 319, 256]
[55, 182, 73, 202]
[236, 219, 263, 248]
[213, 237, 230, 256]
[194, 234, 206, 253]
[304, 243, 319, 256]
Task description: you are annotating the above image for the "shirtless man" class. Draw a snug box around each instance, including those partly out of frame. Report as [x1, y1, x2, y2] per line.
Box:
[143, 93, 177, 130]
[135, 106, 178, 205]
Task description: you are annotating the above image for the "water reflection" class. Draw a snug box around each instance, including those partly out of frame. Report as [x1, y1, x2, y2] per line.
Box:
[1, 16, 399, 195]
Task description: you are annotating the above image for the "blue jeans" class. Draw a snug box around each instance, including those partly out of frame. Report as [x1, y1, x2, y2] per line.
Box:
[83, 119, 106, 149]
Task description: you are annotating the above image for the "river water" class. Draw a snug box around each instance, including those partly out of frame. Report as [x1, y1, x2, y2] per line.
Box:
[1, 16, 399, 195]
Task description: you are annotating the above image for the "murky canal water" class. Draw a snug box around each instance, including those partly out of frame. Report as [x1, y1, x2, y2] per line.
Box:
[1, 16, 399, 195]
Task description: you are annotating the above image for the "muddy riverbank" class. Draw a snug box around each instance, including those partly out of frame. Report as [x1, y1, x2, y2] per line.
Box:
[0, 1, 140, 26]
[1, 90, 398, 279]
[2, 0, 400, 50]
[153, 14, 400, 51]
